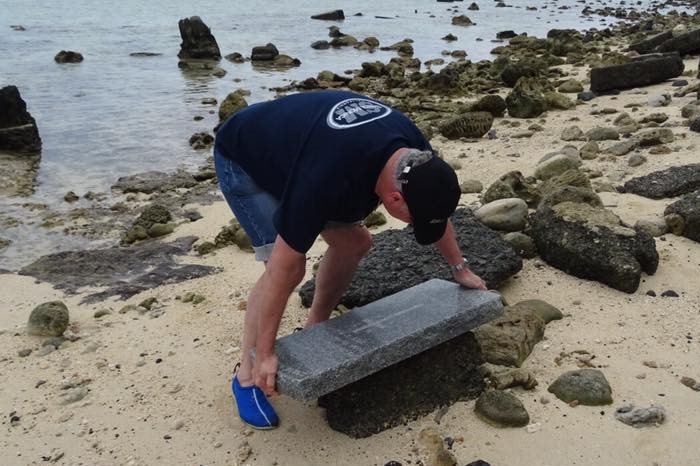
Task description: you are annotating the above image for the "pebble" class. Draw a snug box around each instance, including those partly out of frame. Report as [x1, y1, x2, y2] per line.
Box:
[661, 290, 679, 297]
[93, 309, 111, 319]
[36, 345, 56, 357]
[525, 422, 542, 433]
[18, 348, 33, 357]
[615, 404, 665, 427]
[60, 386, 89, 405]
[680, 376, 700, 391]
[171, 419, 185, 430]
[628, 154, 647, 167]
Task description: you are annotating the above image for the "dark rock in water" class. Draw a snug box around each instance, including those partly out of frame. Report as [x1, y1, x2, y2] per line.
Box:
[442, 33, 458, 42]
[299, 209, 522, 308]
[548, 369, 613, 405]
[590, 53, 684, 92]
[251, 43, 279, 61]
[474, 390, 529, 427]
[189, 131, 214, 149]
[664, 190, 700, 242]
[471, 94, 507, 117]
[439, 112, 493, 139]
[468, 2, 480, 10]
[0, 85, 42, 154]
[177, 16, 221, 60]
[547, 28, 579, 40]
[54, 50, 83, 63]
[656, 27, 700, 56]
[19, 237, 218, 303]
[311, 10, 345, 21]
[27, 301, 69, 337]
[311, 40, 330, 50]
[529, 203, 658, 293]
[473, 303, 545, 367]
[452, 15, 474, 26]
[64, 191, 79, 203]
[112, 169, 198, 194]
[621, 164, 700, 199]
[224, 52, 244, 63]
[496, 30, 517, 39]
[615, 404, 665, 427]
[129, 52, 162, 57]
[628, 31, 673, 54]
[320, 331, 484, 438]
[219, 92, 248, 121]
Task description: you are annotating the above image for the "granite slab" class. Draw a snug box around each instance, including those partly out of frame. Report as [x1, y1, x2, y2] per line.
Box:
[275, 279, 503, 400]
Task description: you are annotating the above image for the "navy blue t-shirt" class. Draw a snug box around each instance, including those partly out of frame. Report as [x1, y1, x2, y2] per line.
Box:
[215, 91, 430, 253]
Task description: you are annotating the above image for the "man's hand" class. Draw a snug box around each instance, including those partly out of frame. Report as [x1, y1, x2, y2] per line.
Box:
[453, 267, 487, 290]
[253, 353, 279, 396]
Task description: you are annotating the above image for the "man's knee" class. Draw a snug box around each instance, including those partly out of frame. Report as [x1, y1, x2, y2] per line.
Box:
[323, 226, 372, 258]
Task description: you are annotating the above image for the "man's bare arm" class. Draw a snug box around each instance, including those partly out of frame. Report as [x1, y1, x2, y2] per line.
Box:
[434, 220, 487, 290]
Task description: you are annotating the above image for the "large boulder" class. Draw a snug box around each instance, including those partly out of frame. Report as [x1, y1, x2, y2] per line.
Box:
[0, 85, 42, 154]
[621, 164, 700, 199]
[656, 28, 700, 56]
[664, 191, 700, 242]
[177, 16, 221, 60]
[590, 53, 684, 93]
[529, 202, 658, 293]
[506, 77, 547, 118]
[628, 31, 673, 55]
[251, 43, 279, 61]
[299, 209, 522, 308]
[54, 50, 83, 63]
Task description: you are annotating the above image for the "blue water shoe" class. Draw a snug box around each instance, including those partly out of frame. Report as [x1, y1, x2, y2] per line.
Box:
[232, 375, 279, 429]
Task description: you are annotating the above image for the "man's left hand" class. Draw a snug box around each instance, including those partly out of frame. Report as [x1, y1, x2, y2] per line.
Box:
[453, 267, 487, 290]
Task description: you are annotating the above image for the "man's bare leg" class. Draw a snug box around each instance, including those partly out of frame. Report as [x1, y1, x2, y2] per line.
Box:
[306, 225, 372, 327]
[235, 265, 267, 386]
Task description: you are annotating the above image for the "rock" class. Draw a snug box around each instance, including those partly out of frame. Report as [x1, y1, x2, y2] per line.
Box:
[188, 132, 214, 149]
[613, 112, 636, 127]
[548, 369, 613, 405]
[587, 127, 619, 141]
[639, 113, 669, 124]
[648, 92, 671, 107]
[251, 43, 279, 61]
[558, 79, 584, 93]
[501, 60, 547, 88]
[19, 237, 217, 303]
[93, 309, 110, 319]
[515, 299, 563, 323]
[225, 52, 245, 63]
[0, 85, 42, 153]
[27, 301, 69, 337]
[561, 126, 585, 141]
[607, 139, 638, 156]
[590, 53, 684, 92]
[530, 202, 658, 293]
[218, 92, 248, 121]
[664, 190, 700, 242]
[452, 15, 474, 26]
[36, 344, 55, 356]
[471, 94, 507, 117]
[54, 50, 83, 63]
[148, 222, 175, 238]
[473, 304, 545, 367]
[580, 141, 599, 159]
[112, 169, 197, 194]
[311, 40, 330, 50]
[665, 213, 686, 236]
[439, 112, 493, 139]
[656, 27, 700, 56]
[506, 77, 547, 118]
[544, 91, 575, 110]
[483, 171, 541, 207]
[534, 153, 582, 181]
[475, 198, 529, 232]
[479, 363, 538, 389]
[177, 16, 221, 60]
[442, 33, 458, 42]
[468, 2, 480, 10]
[690, 118, 700, 133]
[615, 404, 665, 427]
[634, 217, 668, 237]
[364, 211, 386, 228]
[628, 31, 673, 54]
[461, 179, 483, 194]
[60, 386, 89, 405]
[121, 204, 173, 244]
[577, 91, 596, 102]
[418, 427, 458, 466]
[621, 164, 700, 199]
[474, 390, 530, 427]
[63, 191, 79, 202]
[311, 10, 345, 21]
[322, 332, 484, 438]
[182, 292, 205, 304]
[299, 209, 521, 308]
[628, 154, 647, 167]
[214, 220, 253, 252]
[496, 31, 517, 39]
[503, 232, 536, 258]
[681, 376, 700, 391]
[18, 348, 32, 357]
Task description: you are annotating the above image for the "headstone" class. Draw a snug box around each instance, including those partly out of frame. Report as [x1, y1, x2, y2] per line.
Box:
[275, 279, 503, 400]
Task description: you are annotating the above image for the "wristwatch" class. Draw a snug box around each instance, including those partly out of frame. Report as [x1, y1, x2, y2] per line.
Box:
[450, 257, 469, 274]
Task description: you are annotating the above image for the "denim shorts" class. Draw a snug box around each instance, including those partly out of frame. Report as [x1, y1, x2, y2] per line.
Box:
[214, 147, 279, 261]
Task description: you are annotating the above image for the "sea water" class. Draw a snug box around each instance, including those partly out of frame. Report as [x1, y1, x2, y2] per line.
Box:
[0, 0, 664, 269]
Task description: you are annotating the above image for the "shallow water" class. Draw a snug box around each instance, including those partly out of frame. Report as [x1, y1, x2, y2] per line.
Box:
[0, 0, 668, 269]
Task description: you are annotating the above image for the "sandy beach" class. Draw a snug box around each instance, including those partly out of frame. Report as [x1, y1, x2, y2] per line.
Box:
[2, 9, 700, 464]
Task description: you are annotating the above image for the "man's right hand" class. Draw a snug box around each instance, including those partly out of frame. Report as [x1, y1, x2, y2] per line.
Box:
[253, 352, 279, 396]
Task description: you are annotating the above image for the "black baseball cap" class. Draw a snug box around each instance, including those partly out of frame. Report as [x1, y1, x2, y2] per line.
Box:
[400, 155, 461, 245]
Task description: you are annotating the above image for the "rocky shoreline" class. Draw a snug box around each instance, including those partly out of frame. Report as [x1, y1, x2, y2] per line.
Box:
[2, 3, 700, 465]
